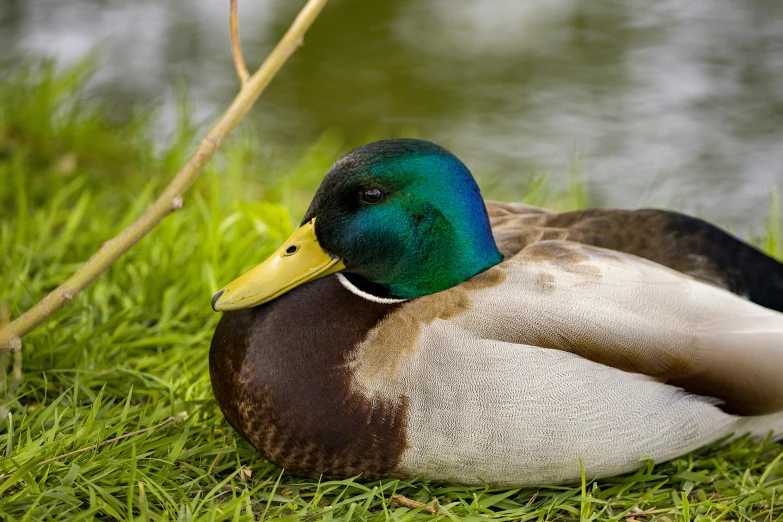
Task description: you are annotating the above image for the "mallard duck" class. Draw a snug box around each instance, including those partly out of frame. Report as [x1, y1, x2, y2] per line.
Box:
[210, 139, 783, 486]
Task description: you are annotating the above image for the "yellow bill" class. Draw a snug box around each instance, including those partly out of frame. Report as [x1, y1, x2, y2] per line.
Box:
[211, 218, 345, 311]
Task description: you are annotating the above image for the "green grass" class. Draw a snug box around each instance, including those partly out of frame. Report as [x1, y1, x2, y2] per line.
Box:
[2, 62, 783, 521]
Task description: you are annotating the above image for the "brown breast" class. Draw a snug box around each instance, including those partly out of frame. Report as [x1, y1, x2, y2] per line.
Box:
[209, 276, 408, 479]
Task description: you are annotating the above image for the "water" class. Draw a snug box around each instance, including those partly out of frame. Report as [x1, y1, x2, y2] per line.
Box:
[2, 0, 783, 230]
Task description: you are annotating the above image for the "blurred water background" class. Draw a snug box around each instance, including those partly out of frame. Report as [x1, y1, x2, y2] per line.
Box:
[2, 0, 782, 230]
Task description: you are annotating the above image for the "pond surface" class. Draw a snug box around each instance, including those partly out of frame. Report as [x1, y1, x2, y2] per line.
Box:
[3, 0, 783, 230]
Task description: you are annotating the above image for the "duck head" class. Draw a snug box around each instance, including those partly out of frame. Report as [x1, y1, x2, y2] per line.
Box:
[212, 138, 502, 310]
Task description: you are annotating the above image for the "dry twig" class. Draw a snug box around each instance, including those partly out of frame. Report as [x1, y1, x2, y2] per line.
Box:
[391, 494, 445, 515]
[230, 0, 250, 85]
[0, 0, 329, 354]
[524, 489, 540, 507]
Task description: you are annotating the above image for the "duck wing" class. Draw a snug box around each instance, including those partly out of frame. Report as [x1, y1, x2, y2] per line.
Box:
[486, 202, 783, 312]
[447, 239, 783, 415]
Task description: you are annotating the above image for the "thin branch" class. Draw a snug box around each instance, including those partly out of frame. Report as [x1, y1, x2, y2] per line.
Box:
[391, 494, 445, 515]
[230, 0, 250, 85]
[524, 489, 540, 507]
[0, 415, 179, 480]
[0, 0, 329, 353]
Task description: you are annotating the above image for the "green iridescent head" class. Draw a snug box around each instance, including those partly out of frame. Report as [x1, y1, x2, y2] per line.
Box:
[212, 138, 503, 311]
[301, 138, 502, 299]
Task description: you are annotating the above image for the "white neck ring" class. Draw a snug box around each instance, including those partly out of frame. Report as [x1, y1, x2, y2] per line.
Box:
[336, 273, 408, 304]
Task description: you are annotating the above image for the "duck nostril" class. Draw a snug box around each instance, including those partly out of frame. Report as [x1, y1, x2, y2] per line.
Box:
[284, 245, 299, 256]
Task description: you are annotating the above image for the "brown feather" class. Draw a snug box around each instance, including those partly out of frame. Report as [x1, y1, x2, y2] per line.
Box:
[487, 202, 783, 311]
[209, 276, 408, 479]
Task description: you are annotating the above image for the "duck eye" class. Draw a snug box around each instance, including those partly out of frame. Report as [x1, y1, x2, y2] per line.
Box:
[361, 188, 384, 204]
[284, 245, 299, 256]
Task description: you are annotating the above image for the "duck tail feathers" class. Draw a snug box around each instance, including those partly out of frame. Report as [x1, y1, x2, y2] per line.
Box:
[727, 410, 783, 442]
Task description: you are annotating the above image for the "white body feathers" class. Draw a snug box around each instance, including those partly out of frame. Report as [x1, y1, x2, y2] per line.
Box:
[349, 241, 783, 485]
